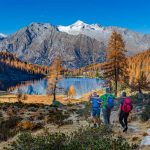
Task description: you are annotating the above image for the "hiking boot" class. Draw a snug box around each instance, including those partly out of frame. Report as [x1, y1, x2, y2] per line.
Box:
[123, 127, 128, 132]
[92, 124, 97, 128]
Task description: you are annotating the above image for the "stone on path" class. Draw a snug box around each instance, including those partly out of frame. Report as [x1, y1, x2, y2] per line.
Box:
[147, 129, 150, 135]
[141, 129, 150, 147]
[140, 129, 150, 148]
[140, 136, 150, 146]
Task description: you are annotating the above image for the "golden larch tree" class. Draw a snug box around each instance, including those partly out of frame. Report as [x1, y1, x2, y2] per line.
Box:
[102, 31, 128, 96]
[129, 71, 150, 94]
[47, 57, 63, 102]
[67, 85, 76, 99]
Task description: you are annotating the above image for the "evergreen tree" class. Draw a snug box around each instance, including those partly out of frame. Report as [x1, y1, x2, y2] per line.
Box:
[102, 31, 128, 96]
[47, 58, 63, 102]
[129, 71, 150, 95]
[67, 85, 76, 99]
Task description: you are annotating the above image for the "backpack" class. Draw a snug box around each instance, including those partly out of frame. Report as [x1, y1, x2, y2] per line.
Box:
[106, 95, 114, 109]
[121, 97, 132, 113]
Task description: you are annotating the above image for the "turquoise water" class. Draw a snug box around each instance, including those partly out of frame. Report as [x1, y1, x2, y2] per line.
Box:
[13, 78, 104, 98]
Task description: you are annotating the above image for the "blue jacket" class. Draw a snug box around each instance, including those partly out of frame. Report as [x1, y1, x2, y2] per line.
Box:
[90, 96, 102, 109]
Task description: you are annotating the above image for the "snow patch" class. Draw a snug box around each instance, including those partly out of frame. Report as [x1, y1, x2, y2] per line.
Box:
[58, 20, 103, 34]
[0, 33, 7, 38]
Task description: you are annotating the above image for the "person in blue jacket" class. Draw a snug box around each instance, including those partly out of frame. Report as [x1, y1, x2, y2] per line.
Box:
[90, 92, 102, 127]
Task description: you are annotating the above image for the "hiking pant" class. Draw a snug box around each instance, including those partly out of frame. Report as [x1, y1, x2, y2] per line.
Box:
[119, 111, 129, 128]
[102, 108, 111, 125]
[92, 108, 100, 117]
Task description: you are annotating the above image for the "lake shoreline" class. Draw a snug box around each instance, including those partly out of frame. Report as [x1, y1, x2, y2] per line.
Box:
[10, 77, 105, 97]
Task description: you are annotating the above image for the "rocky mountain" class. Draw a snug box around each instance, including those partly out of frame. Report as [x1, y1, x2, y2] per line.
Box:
[58, 20, 150, 55]
[0, 21, 150, 68]
[0, 23, 105, 68]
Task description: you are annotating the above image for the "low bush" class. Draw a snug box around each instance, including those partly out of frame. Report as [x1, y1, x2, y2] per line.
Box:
[0, 116, 20, 141]
[130, 92, 150, 104]
[140, 106, 150, 122]
[76, 102, 91, 118]
[47, 110, 70, 126]
[0, 102, 48, 110]
[130, 94, 141, 104]
[16, 121, 40, 130]
[6, 126, 138, 150]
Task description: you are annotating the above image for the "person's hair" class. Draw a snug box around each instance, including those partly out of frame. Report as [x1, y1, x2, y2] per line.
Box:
[105, 88, 110, 93]
[93, 92, 99, 97]
[122, 92, 126, 97]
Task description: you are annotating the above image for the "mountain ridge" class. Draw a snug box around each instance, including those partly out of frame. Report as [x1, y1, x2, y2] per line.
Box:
[0, 21, 150, 68]
[58, 20, 150, 55]
[0, 22, 104, 68]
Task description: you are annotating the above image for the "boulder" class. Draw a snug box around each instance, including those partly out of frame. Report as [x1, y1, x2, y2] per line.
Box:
[147, 129, 150, 135]
[140, 136, 150, 146]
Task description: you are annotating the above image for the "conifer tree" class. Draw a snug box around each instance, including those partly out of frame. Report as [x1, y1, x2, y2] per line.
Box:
[129, 71, 150, 95]
[67, 85, 76, 99]
[47, 57, 63, 102]
[102, 31, 128, 96]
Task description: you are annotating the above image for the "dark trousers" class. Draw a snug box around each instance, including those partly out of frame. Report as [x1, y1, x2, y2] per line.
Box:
[119, 111, 129, 128]
[102, 108, 111, 125]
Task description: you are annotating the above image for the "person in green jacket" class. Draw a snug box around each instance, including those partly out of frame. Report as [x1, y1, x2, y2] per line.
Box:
[100, 88, 115, 125]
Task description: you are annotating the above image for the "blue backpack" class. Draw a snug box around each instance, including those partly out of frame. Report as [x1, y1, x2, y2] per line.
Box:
[106, 95, 114, 109]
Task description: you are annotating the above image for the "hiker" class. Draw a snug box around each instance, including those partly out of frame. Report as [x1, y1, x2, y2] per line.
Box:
[118, 92, 133, 132]
[100, 88, 115, 125]
[90, 92, 102, 127]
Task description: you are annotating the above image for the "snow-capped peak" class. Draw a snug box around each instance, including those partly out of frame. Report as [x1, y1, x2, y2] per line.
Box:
[0, 33, 7, 38]
[72, 20, 87, 26]
[58, 20, 102, 34]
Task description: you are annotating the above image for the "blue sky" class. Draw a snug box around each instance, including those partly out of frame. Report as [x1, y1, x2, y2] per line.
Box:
[0, 0, 150, 34]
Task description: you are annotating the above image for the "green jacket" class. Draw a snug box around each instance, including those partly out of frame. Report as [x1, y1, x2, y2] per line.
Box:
[100, 93, 116, 109]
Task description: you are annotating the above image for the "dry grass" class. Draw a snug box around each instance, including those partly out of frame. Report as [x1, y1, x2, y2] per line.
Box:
[0, 94, 67, 105]
[0, 92, 93, 105]
[0, 88, 105, 105]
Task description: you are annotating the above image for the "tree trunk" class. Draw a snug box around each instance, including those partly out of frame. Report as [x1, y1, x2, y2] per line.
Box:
[138, 86, 142, 94]
[114, 59, 118, 97]
[138, 85, 144, 102]
[115, 80, 118, 96]
[53, 83, 57, 102]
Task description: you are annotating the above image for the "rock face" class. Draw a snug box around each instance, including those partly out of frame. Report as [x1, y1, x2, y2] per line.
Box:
[0, 21, 150, 68]
[0, 23, 105, 68]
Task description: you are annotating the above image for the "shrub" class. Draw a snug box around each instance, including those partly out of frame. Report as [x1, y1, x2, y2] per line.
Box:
[6, 126, 137, 150]
[16, 121, 36, 130]
[130, 92, 150, 104]
[140, 106, 150, 122]
[6, 106, 16, 117]
[130, 94, 141, 104]
[76, 102, 91, 118]
[131, 136, 139, 142]
[0, 116, 20, 141]
[47, 110, 70, 126]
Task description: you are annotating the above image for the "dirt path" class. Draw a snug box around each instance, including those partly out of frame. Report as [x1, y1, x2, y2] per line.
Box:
[112, 113, 150, 150]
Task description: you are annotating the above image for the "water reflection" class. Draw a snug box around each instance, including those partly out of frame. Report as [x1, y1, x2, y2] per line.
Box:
[12, 78, 104, 98]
